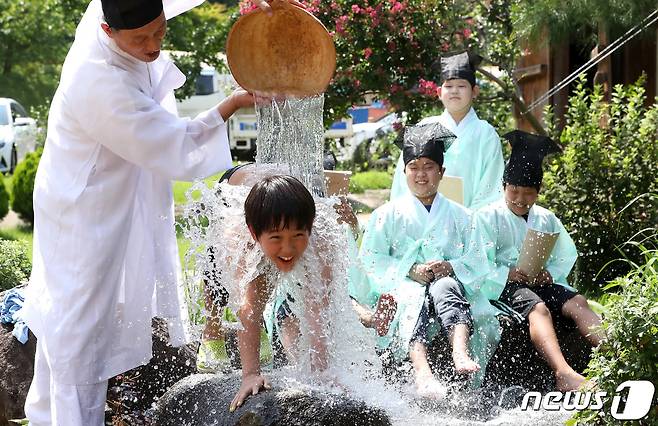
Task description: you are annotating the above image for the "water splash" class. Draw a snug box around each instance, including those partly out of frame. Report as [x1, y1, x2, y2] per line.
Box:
[179, 95, 574, 424]
[255, 95, 327, 196]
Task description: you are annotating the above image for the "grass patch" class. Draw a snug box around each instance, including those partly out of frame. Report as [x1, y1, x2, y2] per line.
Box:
[349, 171, 392, 194]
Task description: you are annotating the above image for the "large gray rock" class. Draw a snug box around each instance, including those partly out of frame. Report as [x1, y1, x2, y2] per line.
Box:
[155, 373, 392, 426]
[379, 314, 593, 401]
[0, 387, 11, 426]
[0, 287, 36, 421]
[106, 317, 198, 423]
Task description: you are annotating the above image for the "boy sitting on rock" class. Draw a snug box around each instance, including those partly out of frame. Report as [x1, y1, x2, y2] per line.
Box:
[468, 130, 603, 391]
[356, 123, 500, 398]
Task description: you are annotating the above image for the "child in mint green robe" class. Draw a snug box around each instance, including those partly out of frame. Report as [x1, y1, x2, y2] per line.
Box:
[390, 51, 504, 210]
[468, 130, 603, 392]
[355, 122, 501, 394]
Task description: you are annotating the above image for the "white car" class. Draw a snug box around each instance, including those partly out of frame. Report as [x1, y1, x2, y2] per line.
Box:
[0, 98, 38, 174]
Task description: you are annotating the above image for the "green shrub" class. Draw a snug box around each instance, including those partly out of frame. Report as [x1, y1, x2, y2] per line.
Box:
[542, 76, 658, 295]
[570, 227, 658, 425]
[10, 148, 42, 226]
[0, 177, 9, 222]
[0, 240, 32, 290]
[349, 171, 392, 194]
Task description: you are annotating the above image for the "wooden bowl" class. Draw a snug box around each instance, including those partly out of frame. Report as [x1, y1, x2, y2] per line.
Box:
[226, 0, 336, 97]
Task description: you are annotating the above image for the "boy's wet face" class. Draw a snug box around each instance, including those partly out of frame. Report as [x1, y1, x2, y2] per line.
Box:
[255, 222, 310, 273]
[405, 158, 443, 200]
[439, 79, 478, 114]
[504, 184, 539, 216]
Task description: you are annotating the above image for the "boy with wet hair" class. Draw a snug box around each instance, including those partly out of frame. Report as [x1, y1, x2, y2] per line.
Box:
[223, 174, 327, 411]
[469, 130, 603, 391]
[356, 123, 500, 399]
[390, 51, 504, 210]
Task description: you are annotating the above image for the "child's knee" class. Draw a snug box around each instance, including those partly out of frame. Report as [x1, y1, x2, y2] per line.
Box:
[562, 294, 592, 317]
[429, 276, 462, 299]
[564, 294, 588, 311]
[529, 302, 551, 318]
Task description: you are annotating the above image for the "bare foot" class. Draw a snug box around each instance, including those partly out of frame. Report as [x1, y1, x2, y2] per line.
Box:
[555, 369, 586, 391]
[373, 293, 397, 337]
[415, 375, 447, 400]
[452, 351, 481, 374]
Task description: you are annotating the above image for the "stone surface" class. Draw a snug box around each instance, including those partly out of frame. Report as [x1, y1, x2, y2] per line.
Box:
[0, 387, 11, 426]
[482, 316, 591, 392]
[106, 317, 198, 423]
[155, 373, 392, 426]
[0, 288, 36, 420]
[418, 314, 592, 393]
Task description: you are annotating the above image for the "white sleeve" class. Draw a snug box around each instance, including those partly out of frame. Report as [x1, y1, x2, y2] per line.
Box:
[73, 69, 232, 181]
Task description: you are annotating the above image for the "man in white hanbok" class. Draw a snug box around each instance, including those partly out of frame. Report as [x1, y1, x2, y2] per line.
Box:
[19, 0, 261, 424]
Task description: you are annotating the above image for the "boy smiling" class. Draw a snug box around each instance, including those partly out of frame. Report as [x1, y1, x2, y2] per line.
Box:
[357, 123, 500, 398]
[469, 130, 604, 391]
[390, 51, 504, 210]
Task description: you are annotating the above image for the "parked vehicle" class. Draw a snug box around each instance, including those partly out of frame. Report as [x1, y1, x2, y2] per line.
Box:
[227, 108, 355, 160]
[334, 112, 399, 163]
[0, 98, 37, 174]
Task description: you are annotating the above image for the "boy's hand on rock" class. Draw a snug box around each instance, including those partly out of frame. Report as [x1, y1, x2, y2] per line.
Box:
[534, 269, 553, 286]
[508, 267, 530, 285]
[229, 374, 271, 412]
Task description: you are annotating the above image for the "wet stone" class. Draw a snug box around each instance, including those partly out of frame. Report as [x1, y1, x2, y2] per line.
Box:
[0, 287, 36, 421]
[154, 373, 392, 426]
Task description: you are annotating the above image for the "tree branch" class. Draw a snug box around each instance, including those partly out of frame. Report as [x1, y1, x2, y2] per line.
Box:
[478, 66, 547, 135]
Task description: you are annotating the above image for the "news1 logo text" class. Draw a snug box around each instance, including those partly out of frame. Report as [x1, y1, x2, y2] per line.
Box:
[521, 380, 655, 420]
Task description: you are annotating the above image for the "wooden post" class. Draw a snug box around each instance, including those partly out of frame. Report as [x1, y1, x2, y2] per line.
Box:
[593, 22, 612, 102]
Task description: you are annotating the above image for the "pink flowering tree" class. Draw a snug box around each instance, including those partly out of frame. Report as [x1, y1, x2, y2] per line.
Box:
[238, 0, 475, 124]
[237, 0, 530, 131]
[312, 0, 476, 124]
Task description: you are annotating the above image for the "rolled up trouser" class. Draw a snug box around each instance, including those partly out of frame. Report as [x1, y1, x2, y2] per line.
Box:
[25, 340, 108, 426]
[429, 277, 473, 331]
[412, 277, 473, 344]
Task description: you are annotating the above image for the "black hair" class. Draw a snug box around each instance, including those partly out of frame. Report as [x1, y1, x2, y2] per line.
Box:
[244, 175, 316, 239]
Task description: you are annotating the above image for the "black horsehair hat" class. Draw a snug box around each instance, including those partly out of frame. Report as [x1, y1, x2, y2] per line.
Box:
[102, 0, 163, 30]
[397, 122, 456, 168]
[502, 130, 562, 188]
[440, 51, 482, 87]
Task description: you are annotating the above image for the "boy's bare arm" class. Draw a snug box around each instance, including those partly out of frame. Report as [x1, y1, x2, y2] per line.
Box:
[230, 275, 270, 411]
[306, 264, 331, 372]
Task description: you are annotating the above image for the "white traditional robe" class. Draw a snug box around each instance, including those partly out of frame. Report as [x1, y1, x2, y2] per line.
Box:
[354, 193, 501, 384]
[468, 199, 578, 301]
[21, 0, 231, 385]
[390, 108, 504, 210]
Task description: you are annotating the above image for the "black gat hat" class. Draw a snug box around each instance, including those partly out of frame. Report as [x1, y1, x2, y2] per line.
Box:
[102, 0, 164, 30]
